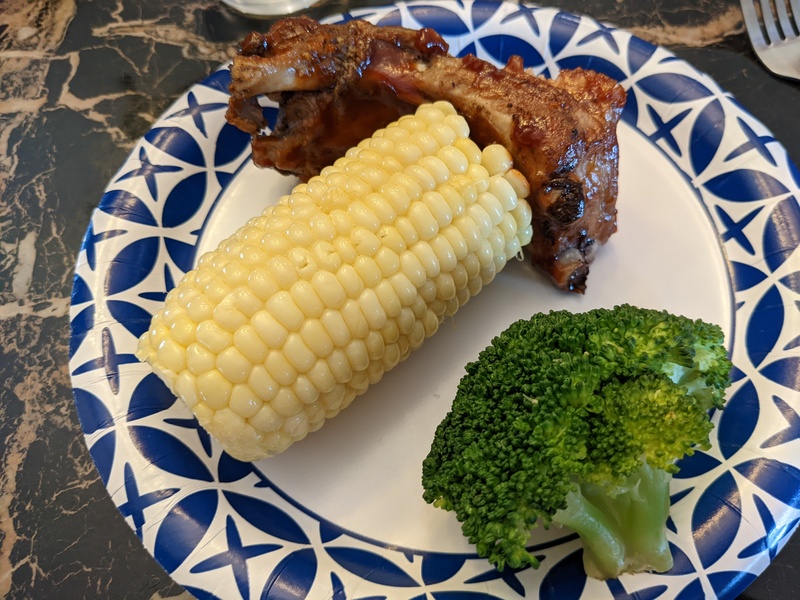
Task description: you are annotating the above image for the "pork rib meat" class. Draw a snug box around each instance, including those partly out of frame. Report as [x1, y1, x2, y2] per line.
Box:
[226, 17, 627, 292]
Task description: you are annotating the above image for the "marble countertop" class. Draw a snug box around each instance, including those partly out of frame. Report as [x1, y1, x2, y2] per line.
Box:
[2, 0, 799, 598]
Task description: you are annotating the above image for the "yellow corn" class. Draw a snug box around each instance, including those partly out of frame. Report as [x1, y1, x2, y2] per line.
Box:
[136, 102, 533, 461]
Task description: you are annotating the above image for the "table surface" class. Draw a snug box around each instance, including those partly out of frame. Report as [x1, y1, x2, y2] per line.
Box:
[2, 0, 799, 598]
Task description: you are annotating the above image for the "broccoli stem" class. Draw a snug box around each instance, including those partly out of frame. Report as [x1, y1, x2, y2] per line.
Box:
[554, 462, 674, 579]
[552, 488, 626, 579]
[615, 462, 673, 574]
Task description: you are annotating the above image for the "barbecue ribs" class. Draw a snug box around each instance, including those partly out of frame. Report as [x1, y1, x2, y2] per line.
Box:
[225, 17, 626, 292]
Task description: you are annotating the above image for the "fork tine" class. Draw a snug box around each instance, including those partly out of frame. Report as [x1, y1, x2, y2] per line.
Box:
[742, 0, 768, 46]
[759, 0, 782, 43]
[790, 0, 800, 34]
[773, 0, 797, 37]
[742, 0, 800, 80]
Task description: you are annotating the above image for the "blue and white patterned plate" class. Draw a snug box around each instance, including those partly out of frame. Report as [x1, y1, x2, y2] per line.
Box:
[69, 1, 800, 598]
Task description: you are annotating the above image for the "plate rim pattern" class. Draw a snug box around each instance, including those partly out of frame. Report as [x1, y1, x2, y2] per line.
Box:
[69, 2, 800, 598]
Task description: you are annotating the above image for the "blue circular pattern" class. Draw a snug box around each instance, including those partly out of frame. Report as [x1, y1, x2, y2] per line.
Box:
[69, 2, 800, 598]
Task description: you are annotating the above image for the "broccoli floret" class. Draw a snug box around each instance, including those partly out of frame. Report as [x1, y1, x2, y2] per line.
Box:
[421, 304, 732, 579]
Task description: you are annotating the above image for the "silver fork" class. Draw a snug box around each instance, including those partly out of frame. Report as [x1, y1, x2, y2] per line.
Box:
[740, 0, 800, 81]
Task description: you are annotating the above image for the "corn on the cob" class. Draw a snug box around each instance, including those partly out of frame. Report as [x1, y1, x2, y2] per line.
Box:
[136, 101, 533, 461]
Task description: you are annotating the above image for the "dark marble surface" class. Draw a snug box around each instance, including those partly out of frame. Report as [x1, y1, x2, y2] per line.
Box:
[1, 0, 798, 598]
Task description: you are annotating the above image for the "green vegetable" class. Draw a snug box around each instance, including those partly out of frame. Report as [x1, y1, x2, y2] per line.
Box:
[421, 304, 732, 579]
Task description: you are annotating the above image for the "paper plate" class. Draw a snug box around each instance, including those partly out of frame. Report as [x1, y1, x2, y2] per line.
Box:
[69, 1, 800, 598]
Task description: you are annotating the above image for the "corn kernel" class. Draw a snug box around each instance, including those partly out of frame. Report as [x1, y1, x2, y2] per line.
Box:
[408, 320, 425, 350]
[410, 294, 429, 319]
[320, 383, 347, 413]
[358, 288, 388, 330]
[346, 177, 371, 200]
[300, 319, 334, 358]
[185, 295, 214, 322]
[411, 240, 441, 279]
[405, 163, 437, 191]
[204, 278, 231, 303]
[505, 168, 531, 199]
[308, 213, 337, 241]
[306, 359, 336, 394]
[463, 252, 482, 280]
[340, 299, 370, 339]
[266, 291, 305, 331]
[488, 228, 506, 257]
[320, 309, 351, 348]
[213, 296, 248, 332]
[293, 375, 319, 404]
[360, 165, 389, 190]
[351, 227, 381, 256]
[389, 272, 418, 306]
[467, 164, 491, 193]
[232, 287, 263, 318]
[382, 343, 401, 371]
[408, 202, 439, 242]
[311, 240, 343, 272]
[170, 316, 196, 347]
[478, 191, 505, 227]
[374, 246, 400, 278]
[377, 226, 406, 255]
[247, 365, 279, 402]
[283, 412, 309, 439]
[175, 372, 199, 408]
[435, 272, 457, 301]
[499, 212, 519, 245]
[398, 115, 425, 133]
[390, 172, 422, 201]
[330, 209, 354, 236]
[489, 176, 519, 211]
[428, 123, 457, 148]
[349, 369, 370, 394]
[454, 215, 482, 253]
[384, 124, 418, 142]
[354, 255, 382, 289]
[430, 235, 458, 273]
[467, 204, 493, 239]
[344, 339, 369, 371]
[337, 264, 365, 298]
[374, 280, 402, 319]
[251, 310, 288, 348]
[229, 384, 262, 419]
[399, 250, 427, 289]
[197, 370, 232, 410]
[247, 268, 281, 301]
[429, 298, 447, 318]
[364, 192, 396, 224]
[289, 280, 324, 319]
[288, 248, 317, 280]
[422, 308, 440, 337]
[419, 280, 437, 304]
[365, 331, 385, 360]
[265, 350, 298, 386]
[305, 401, 326, 426]
[217, 346, 252, 384]
[396, 307, 416, 335]
[266, 256, 299, 289]
[327, 348, 353, 383]
[222, 261, 249, 287]
[196, 320, 232, 354]
[395, 216, 420, 247]
[481, 144, 514, 176]
[186, 342, 216, 375]
[283, 333, 317, 373]
[249, 403, 283, 432]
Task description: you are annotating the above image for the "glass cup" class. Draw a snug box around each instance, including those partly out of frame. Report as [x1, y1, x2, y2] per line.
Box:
[221, 0, 326, 17]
